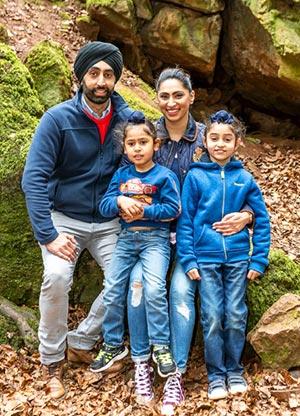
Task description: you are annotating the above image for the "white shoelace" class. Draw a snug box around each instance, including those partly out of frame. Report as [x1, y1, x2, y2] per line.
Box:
[135, 362, 154, 401]
[163, 373, 184, 405]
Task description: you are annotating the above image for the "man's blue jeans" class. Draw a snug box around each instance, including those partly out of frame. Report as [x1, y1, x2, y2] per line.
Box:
[198, 261, 249, 382]
[102, 228, 171, 348]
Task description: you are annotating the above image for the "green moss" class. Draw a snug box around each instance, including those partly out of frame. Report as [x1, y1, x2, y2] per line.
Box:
[247, 249, 300, 331]
[24, 40, 72, 110]
[0, 43, 43, 182]
[137, 79, 156, 100]
[0, 315, 23, 349]
[0, 186, 43, 306]
[86, 0, 122, 8]
[58, 10, 71, 20]
[117, 87, 161, 122]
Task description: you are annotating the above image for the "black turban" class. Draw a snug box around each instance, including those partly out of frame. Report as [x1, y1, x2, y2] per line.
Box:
[74, 41, 123, 83]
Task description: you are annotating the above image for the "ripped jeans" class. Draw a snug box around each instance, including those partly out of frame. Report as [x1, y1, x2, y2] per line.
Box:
[103, 228, 171, 353]
[127, 256, 193, 372]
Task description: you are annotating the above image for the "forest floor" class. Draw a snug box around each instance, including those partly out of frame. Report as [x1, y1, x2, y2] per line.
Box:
[1, 0, 300, 415]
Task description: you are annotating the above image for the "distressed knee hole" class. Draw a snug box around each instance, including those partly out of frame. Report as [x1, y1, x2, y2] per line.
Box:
[131, 282, 143, 307]
[176, 303, 191, 321]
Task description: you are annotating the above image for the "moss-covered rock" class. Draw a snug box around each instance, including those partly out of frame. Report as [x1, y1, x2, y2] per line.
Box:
[0, 43, 43, 182]
[24, 40, 72, 110]
[117, 86, 161, 121]
[247, 249, 300, 331]
[0, 314, 23, 349]
[0, 186, 43, 306]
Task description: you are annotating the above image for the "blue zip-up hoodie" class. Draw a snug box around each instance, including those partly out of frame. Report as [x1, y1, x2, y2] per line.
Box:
[100, 163, 181, 229]
[22, 87, 134, 244]
[177, 158, 271, 275]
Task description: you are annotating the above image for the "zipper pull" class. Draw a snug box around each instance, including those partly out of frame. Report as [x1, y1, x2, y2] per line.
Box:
[221, 169, 225, 179]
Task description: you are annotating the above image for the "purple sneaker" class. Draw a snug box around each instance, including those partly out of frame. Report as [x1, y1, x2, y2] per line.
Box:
[134, 361, 155, 405]
[161, 372, 184, 415]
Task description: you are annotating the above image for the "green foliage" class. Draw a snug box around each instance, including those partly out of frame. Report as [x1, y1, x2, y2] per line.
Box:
[247, 249, 300, 331]
[117, 87, 161, 122]
[0, 43, 43, 182]
[24, 40, 72, 110]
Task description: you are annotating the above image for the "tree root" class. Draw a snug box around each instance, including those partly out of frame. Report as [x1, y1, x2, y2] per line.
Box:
[0, 296, 38, 352]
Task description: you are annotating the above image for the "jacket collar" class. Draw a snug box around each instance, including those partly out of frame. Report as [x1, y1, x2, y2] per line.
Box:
[156, 113, 198, 142]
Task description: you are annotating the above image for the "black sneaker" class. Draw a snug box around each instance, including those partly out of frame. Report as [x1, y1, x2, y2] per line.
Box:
[152, 346, 177, 378]
[90, 343, 128, 373]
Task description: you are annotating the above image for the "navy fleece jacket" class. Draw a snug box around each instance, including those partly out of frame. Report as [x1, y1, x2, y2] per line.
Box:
[22, 88, 133, 244]
[177, 160, 271, 275]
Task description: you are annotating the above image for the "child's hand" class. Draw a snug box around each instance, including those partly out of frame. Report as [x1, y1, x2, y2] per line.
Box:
[117, 196, 143, 218]
[247, 269, 261, 280]
[120, 208, 144, 223]
[187, 268, 201, 281]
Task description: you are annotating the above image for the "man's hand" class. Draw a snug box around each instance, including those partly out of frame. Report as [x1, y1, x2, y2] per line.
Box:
[212, 212, 249, 236]
[45, 233, 77, 261]
[187, 268, 201, 281]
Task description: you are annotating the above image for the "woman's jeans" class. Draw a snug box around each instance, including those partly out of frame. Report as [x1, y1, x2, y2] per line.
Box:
[198, 261, 249, 382]
[102, 228, 171, 350]
[38, 211, 120, 365]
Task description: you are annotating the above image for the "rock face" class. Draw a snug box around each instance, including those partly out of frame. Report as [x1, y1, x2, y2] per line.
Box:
[247, 293, 300, 370]
[80, 0, 300, 136]
[24, 40, 72, 110]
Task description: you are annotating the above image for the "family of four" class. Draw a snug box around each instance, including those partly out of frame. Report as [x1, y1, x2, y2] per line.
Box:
[22, 41, 271, 415]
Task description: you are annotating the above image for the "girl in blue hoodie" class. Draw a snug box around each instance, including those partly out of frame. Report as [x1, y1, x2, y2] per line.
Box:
[176, 110, 270, 401]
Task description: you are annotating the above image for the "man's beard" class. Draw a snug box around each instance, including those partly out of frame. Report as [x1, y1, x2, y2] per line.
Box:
[82, 82, 113, 104]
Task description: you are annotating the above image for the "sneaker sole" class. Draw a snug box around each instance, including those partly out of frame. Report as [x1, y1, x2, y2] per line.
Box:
[228, 386, 248, 395]
[152, 354, 177, 378]
[208, 389, 228, 400]
[90, 346, 129, 373]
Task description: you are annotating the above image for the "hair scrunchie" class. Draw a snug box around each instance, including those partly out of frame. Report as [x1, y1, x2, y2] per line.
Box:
[210, 110, 234, 124]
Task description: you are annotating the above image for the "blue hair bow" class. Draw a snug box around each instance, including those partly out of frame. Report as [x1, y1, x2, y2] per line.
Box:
[210, 110, 234, 124]
[128, 110, 145, 124]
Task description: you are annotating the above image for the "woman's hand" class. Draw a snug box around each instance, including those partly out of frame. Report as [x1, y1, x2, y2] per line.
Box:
[187, 268, 201, 281]
[212, 212, 250, 236]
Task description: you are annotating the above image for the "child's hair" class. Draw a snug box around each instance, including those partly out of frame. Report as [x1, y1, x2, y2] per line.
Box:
[123, 110, 157, 143]
[155, 67, 193, 93]
[205, 110, 246, 140]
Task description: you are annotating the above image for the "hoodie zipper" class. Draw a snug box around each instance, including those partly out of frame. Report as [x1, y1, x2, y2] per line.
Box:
[221, 168, 228, 261]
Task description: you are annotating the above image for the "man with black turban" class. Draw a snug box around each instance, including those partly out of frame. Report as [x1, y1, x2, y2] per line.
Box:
[22, 41, 134, 399]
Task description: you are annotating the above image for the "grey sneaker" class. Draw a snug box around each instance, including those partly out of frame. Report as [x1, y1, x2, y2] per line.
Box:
[227, 375, 248, 394]
[152, 346, 177, 378]
[208, 379, 227, 400]
[90, 343, 128, 372]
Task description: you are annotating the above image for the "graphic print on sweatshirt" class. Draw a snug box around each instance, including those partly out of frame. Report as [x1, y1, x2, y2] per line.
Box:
[120, 178, 157, 206]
